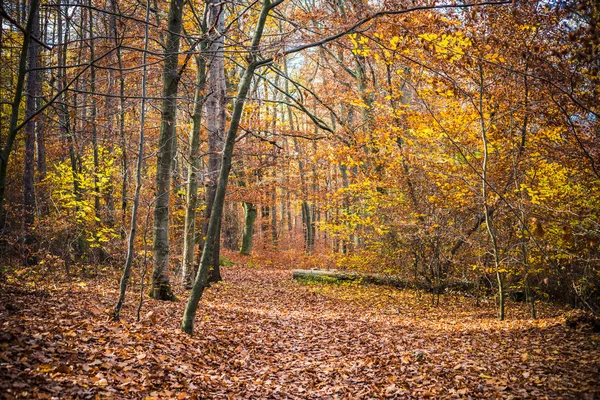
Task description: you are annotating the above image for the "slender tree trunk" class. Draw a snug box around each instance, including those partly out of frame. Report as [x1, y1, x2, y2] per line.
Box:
[113, 0, 151, 321]
[202, 0, 226, 283]
[270, 191, 278, 247]
[23, 2, 40, 228]
[240, 202, 257, 255]
[479, 65, 504, 320]
[283, 58, 313, 252]
[222, 200, 240, 250]
[0, 0, 40, 228]
[294, 136, 313, 252]
[110, 0, 128, 237]
[61, 7, 85, 256]
[311, 140, 318, 242]
[280, 140, 289, 239]
[100, 10, 115, 229]
[270, 98, 278, 247]
[260, 205, 269, 239]
[88, 0, 100, 222]
[34, 4, 46, 189]
[36, 115, 46, 184]
[339, 164, 349, 254]
[151, 0, 184, 301]
[182, 53, 207, 288]
[516, 67, 536, 319]
[183, 0, 274, 334]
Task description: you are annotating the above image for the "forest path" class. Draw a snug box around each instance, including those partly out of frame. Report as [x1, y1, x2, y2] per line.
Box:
[190, 264, 599, 398]
[0, 263, 599, 399]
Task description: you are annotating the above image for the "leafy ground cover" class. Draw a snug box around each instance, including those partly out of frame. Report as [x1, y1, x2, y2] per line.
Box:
[1, 260, 599, 399]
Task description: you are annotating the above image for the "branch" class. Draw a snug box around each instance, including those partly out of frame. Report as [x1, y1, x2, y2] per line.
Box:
[14, 46, 116, 134]
[0, 3, 52, 50]
[44, 2, 160, 27]
[256, 1, 512, 66]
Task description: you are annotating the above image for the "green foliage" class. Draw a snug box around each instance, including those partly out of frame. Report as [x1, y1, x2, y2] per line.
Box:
[295, 274, 361, 287]
[219, 256, 235, 267]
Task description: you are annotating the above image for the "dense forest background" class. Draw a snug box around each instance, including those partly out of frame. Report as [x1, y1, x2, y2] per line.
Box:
[1, 0, 600, 398]
[1, 0, 599, 323]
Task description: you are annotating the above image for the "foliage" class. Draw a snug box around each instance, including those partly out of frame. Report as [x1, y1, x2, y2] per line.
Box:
[1, 0, 599, 395]
[39, 145, 119, 256]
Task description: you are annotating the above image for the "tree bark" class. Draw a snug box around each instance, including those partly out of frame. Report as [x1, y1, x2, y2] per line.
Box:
[222, 200, 240, 250]
[89, 0, 100, 223]
[113, 0, 152, 321]
[151, 0, 184, 301]
[23, 1, 40, 228]
[182, 0, 275, 334]
[201, 0, 227, 283]
[478, 65, 504, 320]
[181, 52, 207, 288]
[108, 0, 129, 237]
[0, 0, 40, 228]
[240, 202, 257, 255]
[270, 192, 278, 247]
[294, 136, 314, 252]
[35, 5, 46, 186]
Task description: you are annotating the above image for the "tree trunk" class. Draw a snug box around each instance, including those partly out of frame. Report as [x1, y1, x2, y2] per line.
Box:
[150, 0, 184, 301]
[109, 0, 129, 237]
[260, 205, 269, 238]
[89, 0, 100, 222]
[271, 193, 278, 247]
[23, 1, 40, 228]
[201, 0, 226, 283]
[222, 201, 240, 250]
[240, 202, 257, 255]
[0, 0, 40, 228]
[113, 0, 151, 321]
[294, 136, 314, 253]
[36, 112, 46, 184]
[61, 8, 84, 256]
[284, 58, 313, 253]
[35, 0, 46, 188]
[301, 200, 313, 251]
[182, 0, 274, 334]
[181, 53, 207, 288]
[478, 65, 504, 320]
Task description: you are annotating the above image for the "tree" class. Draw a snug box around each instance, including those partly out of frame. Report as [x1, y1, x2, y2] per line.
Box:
[201, 0, 227, 283]
[113, 0, 152, 321]
[22, 0, 40, 229]
[240, 201, 257, 255]
[0, 0, 40, 228]
[181, 44, 208, 288]
[150, 0, 185, 301]
[182, 0, 279, 334]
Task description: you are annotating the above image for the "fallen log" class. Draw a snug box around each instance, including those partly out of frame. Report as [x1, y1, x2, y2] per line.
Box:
[292, 269, 477, 293]
[292, 269, 411, 288]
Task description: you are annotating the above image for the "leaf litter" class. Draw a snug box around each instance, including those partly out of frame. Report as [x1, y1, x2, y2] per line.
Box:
[1, 262, 599, 399]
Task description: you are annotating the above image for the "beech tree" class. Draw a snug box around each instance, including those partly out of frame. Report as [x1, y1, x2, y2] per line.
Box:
[113, 0, 152, 321]
[22, 0, 39, 230]
[201, 0, 227, 283]
[150, 0, 184, 300]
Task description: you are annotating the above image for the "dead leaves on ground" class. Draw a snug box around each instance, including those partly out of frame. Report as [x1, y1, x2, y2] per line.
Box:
[1, 264, 599, 399]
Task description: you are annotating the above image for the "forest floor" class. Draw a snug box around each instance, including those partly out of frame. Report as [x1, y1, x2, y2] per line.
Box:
[1, 257, 599, 399]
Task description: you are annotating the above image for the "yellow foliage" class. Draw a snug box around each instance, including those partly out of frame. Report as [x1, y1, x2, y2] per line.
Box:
[44, 145, 119, 248]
